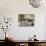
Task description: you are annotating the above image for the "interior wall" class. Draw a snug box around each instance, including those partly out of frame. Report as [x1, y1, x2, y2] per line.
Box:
[0, 0, 46, 40]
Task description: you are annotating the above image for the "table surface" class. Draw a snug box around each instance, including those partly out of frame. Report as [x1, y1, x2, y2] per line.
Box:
[7, 40, 46, 43]
[1, 39, 46, 43]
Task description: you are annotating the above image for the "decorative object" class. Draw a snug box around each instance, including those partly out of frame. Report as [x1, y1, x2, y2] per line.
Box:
[1, 17, 12, 39]
[29, 37, 32, 41]
[18, 14, 35, 26]
[29, 0, 44, 8]
[32, 35, 39, 41]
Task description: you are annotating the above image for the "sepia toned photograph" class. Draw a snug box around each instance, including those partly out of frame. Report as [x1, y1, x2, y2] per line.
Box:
[18, 14, 35, 26]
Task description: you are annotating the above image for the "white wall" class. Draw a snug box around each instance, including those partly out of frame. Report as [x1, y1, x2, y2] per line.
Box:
[0, 0, 46, 40]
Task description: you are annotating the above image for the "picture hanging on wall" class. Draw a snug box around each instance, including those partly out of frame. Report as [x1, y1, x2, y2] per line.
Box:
[18, 14, 35, 26]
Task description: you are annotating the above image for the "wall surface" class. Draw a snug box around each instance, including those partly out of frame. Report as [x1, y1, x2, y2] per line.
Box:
[0, 0, 46, 40]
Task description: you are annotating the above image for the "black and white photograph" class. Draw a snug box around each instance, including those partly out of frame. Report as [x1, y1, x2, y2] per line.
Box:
[18, 14, 35, 26]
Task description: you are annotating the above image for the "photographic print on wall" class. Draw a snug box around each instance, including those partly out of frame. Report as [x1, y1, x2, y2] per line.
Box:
[18, 14, 35, 26]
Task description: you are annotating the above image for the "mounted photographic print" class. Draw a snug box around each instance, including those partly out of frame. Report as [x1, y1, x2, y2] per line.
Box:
[18, 14, 35, 26]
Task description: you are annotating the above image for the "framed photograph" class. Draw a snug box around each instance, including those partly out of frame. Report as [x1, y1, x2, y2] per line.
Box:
[18, 14, 35, 26]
